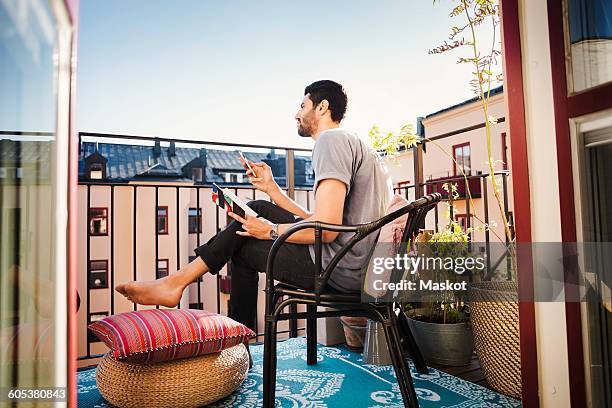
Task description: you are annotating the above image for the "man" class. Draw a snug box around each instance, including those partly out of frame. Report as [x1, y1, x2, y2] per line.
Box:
[116, 80, 393, 331]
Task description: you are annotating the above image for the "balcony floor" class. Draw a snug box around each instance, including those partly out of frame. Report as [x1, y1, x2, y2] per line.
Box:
[77, 337, 519, 407]
[429, 354, 489, 389]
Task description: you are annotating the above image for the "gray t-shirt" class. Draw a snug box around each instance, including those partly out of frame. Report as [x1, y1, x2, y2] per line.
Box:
[309, 128, 393, 292]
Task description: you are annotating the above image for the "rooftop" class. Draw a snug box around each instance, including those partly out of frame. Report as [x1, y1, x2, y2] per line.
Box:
[78, 140, 314, 186]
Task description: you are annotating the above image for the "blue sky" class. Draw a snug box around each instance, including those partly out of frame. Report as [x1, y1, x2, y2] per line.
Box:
[77, 1, 499, 149]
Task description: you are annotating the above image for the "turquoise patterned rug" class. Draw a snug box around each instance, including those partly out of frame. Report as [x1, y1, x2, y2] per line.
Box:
[78, 337, 521, 407]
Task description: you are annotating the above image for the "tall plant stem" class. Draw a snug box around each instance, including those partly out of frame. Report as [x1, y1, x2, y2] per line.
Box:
[424, 137, 506, 242]
[462, 0, 513, 246]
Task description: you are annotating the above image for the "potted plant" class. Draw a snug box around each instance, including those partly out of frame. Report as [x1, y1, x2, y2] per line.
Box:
[404, 183, 476, 366]
[368, 0, 521, 398]
[429, 0, 521, 398]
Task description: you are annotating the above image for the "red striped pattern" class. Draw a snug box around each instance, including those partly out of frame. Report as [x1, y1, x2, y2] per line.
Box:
[88, 309, 255, 364]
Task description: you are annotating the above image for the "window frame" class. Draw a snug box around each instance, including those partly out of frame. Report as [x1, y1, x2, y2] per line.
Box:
[191, 167, 203, 182]
[452, 142, 471, 176]
[454, 213, 472, 230]
[89, 163, 103, 180]
[157, 206, 169, 235]
[88, 207, 108, 236]
[501, 132, 509, 170]
[89, 259, 108, 289]
[156, 258, 169, 279]
[188, 207, 202, 234]
[87, 311, 109, 342]
[397, 180, 412, 188]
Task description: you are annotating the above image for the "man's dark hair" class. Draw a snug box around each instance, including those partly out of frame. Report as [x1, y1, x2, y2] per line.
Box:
[304, 80, 348, 123]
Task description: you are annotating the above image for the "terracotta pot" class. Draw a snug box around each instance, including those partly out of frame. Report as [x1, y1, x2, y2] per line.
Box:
[340, 316, 368, 352]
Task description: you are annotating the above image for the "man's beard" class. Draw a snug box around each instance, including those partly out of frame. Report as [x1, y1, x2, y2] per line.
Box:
[297, 115, 315, 137]
[297, 124, 311, 137]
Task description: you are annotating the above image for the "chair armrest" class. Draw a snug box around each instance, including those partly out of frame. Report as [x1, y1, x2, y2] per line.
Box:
[265, 220, 361, 294]
[264, 193, 442, 297]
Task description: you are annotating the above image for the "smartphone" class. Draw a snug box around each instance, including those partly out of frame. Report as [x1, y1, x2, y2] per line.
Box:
[238, 151, 255, 175]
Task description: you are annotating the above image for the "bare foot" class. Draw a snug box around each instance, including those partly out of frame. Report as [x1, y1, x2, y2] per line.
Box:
[115, 276, 184, 308]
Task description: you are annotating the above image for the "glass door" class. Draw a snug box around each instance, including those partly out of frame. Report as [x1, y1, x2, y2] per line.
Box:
[0, 0, 73, 399]
[574, 119, 612, 408]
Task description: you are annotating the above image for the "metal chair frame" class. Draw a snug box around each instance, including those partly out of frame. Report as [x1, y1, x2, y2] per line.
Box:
[262, 193, 442, 408]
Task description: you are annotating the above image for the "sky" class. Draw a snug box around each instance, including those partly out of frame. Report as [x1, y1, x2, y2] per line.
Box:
[76, 0, 500, 150]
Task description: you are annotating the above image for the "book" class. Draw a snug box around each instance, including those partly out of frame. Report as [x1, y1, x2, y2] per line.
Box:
[212, 183, 258, 218]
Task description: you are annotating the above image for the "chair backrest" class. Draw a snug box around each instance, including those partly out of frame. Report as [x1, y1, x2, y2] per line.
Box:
[362, 194, 411, 298]
[316, 193, 441, 296]
[361, 194, 440, 299]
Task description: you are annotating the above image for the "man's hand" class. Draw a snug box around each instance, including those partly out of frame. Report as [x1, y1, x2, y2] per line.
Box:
[241, 157, 279, 195]
[228, 212, 275, 240]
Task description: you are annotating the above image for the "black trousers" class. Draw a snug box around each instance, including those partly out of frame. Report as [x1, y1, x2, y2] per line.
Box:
[194, 200, 317, 331]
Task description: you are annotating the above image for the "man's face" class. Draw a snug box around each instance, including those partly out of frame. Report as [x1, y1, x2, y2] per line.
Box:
[295, 94, 317, 137]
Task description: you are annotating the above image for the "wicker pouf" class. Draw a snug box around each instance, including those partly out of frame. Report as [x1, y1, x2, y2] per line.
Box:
[96, 343, 249, 408]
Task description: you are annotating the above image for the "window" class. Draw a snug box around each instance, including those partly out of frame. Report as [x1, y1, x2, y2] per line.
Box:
[395, 180, 412, 196]
[88, 312, 108, 342]
[0, 0, 73, 387]
[16, 168, 22, 179]
[156, 259, 169, 279]
[223, 172, 242, 183]
[191, 167, 203, 182]
[455, 213, 472, 230]
[157, 206, 168, 234]
[89, 207, 108, 236]
[89, 260, 108, 289]
[577, 124, 612, 406]
[397, 180, 411, 189]
[565, 0, 612, 92]
[90, 163, 103, 180]
[0, 168, 5, 178]
[453, 143, 471, 175]
[188, 207, 202, 233]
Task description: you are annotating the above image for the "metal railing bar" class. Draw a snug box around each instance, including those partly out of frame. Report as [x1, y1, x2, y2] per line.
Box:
[434, 203, 439, 232]
[79, 131, 313, 153]
[86, 184, 91, 358]
[196, 187, 201, 309]
[175, 186, 181, 309]
[78, 181, 314, 192]
[132, 186, 137, 312]
[466, 178, 471, 241]
[483, 176, 491, 274]
[0, 130, 55, 136]
[155, 186, 159, 309]
[110, 185, 115, 316]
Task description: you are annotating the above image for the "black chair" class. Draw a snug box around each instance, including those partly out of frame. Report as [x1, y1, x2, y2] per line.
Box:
[262, 193, 442, 408]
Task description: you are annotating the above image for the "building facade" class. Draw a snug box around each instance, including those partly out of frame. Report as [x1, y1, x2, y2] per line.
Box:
[385, 87, 514, 244]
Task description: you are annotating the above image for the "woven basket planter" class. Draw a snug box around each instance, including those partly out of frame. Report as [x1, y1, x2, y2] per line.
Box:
[468, 281, 521, 399]
[96, 343, 249, 408]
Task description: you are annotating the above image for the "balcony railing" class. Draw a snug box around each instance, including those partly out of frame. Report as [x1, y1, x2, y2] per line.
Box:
[393, 171, 514, 277]
[77, 133, 314, 362]
[425, 174, 483, 199]
[76, 133, 514, 363]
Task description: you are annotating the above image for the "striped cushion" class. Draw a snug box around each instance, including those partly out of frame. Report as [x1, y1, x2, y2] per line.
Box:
[88, 309, 255, 364]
